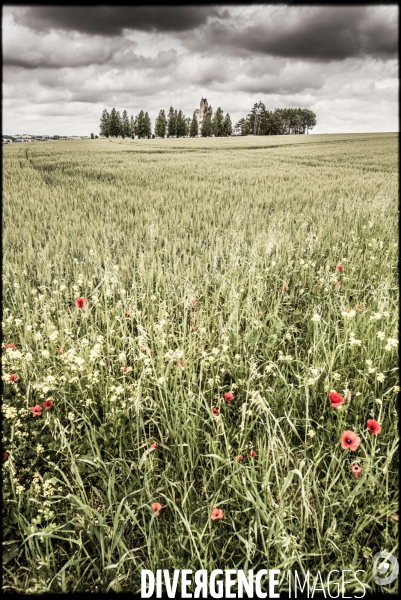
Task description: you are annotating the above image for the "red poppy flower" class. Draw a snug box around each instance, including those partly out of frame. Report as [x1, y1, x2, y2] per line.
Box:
[249, 449, 256, 458]
[150, 442, 158, 449]
[329, 391, 345, 408]
[122, 366, 129, 373]
[341, 431, 361, 451]
[351, 464, 362, 478]
[43, 398, 53, 410]
[30, 405, 42, 418]
[283, 285, 288, 291]
[234, 455, 244, 462]
[223, 391, 234, 402]
[337, 265, 344, 271]
[191, 327, 196, 332]
[3, 452, 8, 460]
[211, 508, 223, 520]
[151, 502, 162, 516]
[367, 419, 381, 435]
[140, 346, 147, 353]
[212, 407, 219, 417]
[75, 297, 86, 308]
[343, 307, 350, 313]
[5, 343, 16, 349]
[178, 360, 185, 369]
[57, 346, 65, 353]
[125, 311, 131, 317]
[356, 304, 364, 311]
[9, 374, 18, 382]
[334, 281, 341, 287]
[191, 299, 197, 305]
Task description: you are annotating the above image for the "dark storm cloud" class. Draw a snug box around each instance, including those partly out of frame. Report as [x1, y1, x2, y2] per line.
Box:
[190, 6, 398, 61]
[15, 6, 226, 36]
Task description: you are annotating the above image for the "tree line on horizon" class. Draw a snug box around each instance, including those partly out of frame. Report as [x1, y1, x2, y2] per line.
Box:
[99, 102, 316, 139]
[99, 106, 233, 138]
[236, 102, 317, 135]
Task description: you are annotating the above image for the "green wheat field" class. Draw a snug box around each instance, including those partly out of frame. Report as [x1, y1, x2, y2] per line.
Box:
[2, 133, 399, 594]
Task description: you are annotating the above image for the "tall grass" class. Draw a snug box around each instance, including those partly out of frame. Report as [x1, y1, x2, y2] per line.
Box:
[2, 133, 398, 593]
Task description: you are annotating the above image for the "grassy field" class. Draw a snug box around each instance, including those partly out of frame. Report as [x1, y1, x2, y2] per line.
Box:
[2, 133, 399, 594]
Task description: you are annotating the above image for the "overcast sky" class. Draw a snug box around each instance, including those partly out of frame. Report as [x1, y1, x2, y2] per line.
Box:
[2, 5, 398, 135]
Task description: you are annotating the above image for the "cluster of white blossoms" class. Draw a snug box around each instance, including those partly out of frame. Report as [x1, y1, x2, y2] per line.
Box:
[366, 359, 376, 374]
[349, 332, 362, 346]
[164, 348, 183, 362]
[2, 405, 18, 420]
[384, 337, 398, 352]
[278, 351, 293, 362]
[311, 314, 321, 323]
[342, 308, 356, 318]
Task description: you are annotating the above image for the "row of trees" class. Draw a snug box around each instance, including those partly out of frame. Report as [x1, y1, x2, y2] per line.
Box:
[99, 108, 152, 139]
[99, 105, 233, 138]
[236, 103, 317, 135]
[198, 105, 233, 138]
[99, 103, 316, 138]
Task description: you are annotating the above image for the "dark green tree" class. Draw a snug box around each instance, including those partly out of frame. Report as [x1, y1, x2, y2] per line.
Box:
[144, 112, 152, 138]
[201, 105, 213, 137]
[223, 113, 232, 136]
[190, 111, 198, 137]
[121, 110, 130, 139]
[135, 110, 145, 138]
[240, 118, 251, 136]
[109, 108, 120, 137]
[167, 107, 177, 137]
[301, 109, 317, 134]
[212, 107, 225, 137]
[99, 109, 110, 137]
[155, 109, 167, 138]
[176, 110, 187, 137]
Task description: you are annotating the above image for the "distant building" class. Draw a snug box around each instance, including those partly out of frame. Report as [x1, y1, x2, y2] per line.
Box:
[232, 126, 242, 136]
[195, 98, 208, 137]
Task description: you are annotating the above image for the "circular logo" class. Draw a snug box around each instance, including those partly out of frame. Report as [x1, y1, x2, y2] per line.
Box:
[373, 552, 399, 586]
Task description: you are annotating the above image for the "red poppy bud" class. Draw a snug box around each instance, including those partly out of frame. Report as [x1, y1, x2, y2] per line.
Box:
[151, 502, 162, 516]
[75, 297, 86, 308]
[329, 391, 345, 408]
